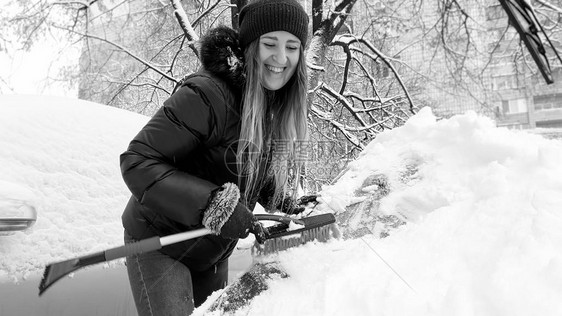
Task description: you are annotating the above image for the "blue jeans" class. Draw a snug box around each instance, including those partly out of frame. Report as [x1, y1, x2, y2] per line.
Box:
[124, 230, 228, 316]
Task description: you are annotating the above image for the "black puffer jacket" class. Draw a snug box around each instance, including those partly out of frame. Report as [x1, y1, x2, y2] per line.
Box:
[120, 26, 253, 271]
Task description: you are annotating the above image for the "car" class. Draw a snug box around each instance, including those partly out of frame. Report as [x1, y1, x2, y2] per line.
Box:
[0, 94, 253, 315]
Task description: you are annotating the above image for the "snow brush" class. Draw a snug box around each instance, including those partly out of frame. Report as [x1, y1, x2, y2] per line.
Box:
[38, 213, 335, 296]
[252, 212, 338, 255]
[252, 195, 340, 255]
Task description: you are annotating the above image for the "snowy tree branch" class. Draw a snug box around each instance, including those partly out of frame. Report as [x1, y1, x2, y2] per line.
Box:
[170, 0, 200, 58]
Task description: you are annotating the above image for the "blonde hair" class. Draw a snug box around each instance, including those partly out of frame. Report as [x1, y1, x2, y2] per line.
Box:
[237, 40, 308, 208]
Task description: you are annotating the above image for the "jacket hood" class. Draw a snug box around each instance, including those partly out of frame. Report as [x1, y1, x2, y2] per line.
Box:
[199, 26, 246, 91]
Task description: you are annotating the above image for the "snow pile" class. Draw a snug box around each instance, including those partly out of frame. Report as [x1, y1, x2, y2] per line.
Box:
[1, 95, 561, 315]
[199, 108, 562, 315]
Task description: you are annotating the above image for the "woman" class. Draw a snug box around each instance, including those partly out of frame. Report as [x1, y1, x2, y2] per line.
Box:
[119, 0, 309, 314]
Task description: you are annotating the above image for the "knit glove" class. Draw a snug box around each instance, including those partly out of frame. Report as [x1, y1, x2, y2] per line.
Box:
[296, 194, 318, 206]
[203, 183, 267, 242]
[278, 194, 318, 215]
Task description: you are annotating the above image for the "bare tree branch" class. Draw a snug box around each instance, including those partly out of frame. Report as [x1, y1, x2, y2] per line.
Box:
[52, 0, 98, 7]
[320, 83, 371, 131]
[334, 34, 416, 114]
[192, 0, 222, 28]
[309, 104, 364, 149]
[534, 0, 562, 13]
[60, 26, 177, 82]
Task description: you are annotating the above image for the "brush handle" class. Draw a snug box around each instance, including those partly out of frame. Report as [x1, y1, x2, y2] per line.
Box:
[160, 228, 212, 246]
[104, 228, 211, 261]
[104, 236, 162, 261]
[255, 214, 305, 225]
[39, 228, 213, 296]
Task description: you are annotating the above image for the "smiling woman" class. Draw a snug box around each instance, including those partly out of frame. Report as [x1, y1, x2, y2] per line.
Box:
[117, 0, 312, 314]
[236, 0, 309, 209]
[258, 31, 301, 91]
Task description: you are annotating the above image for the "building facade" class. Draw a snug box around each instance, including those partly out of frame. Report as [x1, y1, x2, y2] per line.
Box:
[373, 0, 562, 128]
[484, 1, 562, 129]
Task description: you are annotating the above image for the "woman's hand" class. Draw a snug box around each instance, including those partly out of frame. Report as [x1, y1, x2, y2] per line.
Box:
[218, 203, 256, 239]
[278, 194, 318, 215]
[203, 182, 268, 242]
[251, 221, 268, 244]
[219, 203, 268, 243]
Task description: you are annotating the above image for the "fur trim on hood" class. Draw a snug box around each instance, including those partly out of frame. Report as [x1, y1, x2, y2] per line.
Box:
[199, 26, 245, 91]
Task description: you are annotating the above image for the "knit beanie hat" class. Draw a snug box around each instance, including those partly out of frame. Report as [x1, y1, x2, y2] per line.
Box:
[238, 0, 309, 49]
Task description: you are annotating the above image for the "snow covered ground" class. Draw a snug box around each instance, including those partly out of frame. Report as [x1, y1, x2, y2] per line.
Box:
[1, 94, 562, 315]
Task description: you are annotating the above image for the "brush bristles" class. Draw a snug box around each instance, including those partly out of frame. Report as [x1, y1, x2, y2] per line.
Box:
[253, 225, 332, 256]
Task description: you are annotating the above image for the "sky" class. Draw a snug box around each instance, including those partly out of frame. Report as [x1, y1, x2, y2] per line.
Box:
[0, 40, 80, 97]
[0, 3, 80, 98]
[1, 94, 562, 315]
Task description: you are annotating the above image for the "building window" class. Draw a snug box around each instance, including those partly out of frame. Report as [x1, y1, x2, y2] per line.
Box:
[502, 98, 528, 114]
[373, 62, 390, 78]
[534, 93, 562, 111]
[552, 67, 562, 81]
[486, 4, 505, 21]
[492, 74, 518, 90]
[501, 100, 509, 113]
